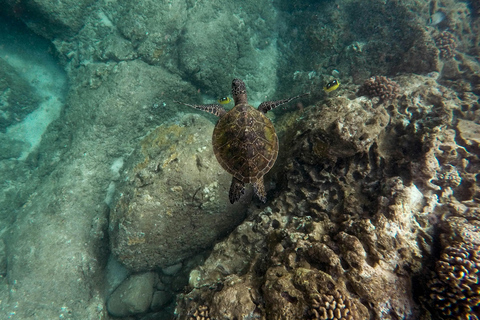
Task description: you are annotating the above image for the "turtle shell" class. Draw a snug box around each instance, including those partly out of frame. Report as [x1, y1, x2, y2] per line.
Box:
[212, 103, 278, 183]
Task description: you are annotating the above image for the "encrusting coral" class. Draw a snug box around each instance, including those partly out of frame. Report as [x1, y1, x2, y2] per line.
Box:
[356, 76, 400, 102]
[434, 31, 457, 60]
[428, 241, 480, 319]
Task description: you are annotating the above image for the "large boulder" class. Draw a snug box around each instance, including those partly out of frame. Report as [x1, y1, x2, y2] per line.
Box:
[110, 113, 250, 271]
[3, 0, 96, 38]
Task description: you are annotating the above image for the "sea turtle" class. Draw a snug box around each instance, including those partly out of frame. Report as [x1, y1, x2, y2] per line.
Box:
[176, 79, 308, 204]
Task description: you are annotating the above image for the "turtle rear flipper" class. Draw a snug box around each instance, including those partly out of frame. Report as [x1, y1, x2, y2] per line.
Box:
[229, 177, 245, 204]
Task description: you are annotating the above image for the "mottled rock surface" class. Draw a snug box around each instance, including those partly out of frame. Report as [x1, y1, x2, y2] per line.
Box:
[110, 114, 249, 271]
[0, 58, 40, 133]
[0, 57, 190, 320]
[107, 272, 155, 317]
[0, 135, 29, 159]
[3, 0, 96, 37]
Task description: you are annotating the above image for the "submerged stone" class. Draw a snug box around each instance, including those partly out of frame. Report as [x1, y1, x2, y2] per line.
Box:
[109, 113, 249, 271]
[107, 272, 155, 317]
[0, 58, 40, 133]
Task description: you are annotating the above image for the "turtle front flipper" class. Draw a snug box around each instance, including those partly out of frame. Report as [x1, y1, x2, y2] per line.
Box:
[253, 176, 266, 203]
[229, 177, 245, 204]
[174, 101, 227, 117]
[258, 93, 309, 114]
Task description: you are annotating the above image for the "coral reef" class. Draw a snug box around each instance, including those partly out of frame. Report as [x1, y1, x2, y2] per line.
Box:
[428, 242, 480, 319]
[434, 31, 457, 60]
[173, 74, 469, 320]
[356, 76, 400, 102]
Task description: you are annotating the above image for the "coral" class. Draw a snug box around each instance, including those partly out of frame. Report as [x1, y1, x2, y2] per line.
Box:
[309, 289, 359, 320]
[434, 31, 457, 60]
[169, 74, 477, 320]
[189, 305, 210, 320]
[357, 76, 400, 102]
[428, 242, 480, 319]
[277, 95, 389, 162]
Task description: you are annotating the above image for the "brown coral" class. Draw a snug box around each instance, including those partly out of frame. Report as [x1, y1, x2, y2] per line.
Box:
[189, 305, 210, 320]
[434, 31, 457, 60]
[357, 76, 400, 102]
[428, 242, 480, 319]
[309, 289, 359, 320]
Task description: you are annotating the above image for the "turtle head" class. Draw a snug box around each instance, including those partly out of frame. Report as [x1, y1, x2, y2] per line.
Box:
[232, 79, 248, 105]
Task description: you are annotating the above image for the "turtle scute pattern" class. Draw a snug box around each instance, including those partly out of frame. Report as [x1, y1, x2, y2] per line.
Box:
[213, 103, 278, 183]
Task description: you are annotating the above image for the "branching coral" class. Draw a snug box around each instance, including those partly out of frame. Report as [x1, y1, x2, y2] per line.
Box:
[434, 31, 457, 60]
[357, 76, 400, 102]
[428, 241, 480, 319]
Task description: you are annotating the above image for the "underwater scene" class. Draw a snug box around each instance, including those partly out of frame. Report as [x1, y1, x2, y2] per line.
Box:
[0, 0, 479, 319]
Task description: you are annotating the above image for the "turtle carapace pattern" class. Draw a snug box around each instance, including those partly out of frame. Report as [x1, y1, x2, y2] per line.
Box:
[175, 79, 308, 204]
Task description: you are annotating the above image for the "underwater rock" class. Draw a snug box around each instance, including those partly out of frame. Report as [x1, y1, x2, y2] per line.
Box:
[3, 0, 95, 38]
[0, 56, 185, 319]
[110, 113, 249, 271]
[0, 135, 30, 159]
[0, 58, 40, 133]
[107, 272, 156, 317]
[210, 275, 260, 319]
[151, 289, 174, 311]
[281, 95, 390, 162]
[457, 119, 480, 147]
[114, 0, 187, 66]
[177, 1, 279, 101]
[397, 30, 441, 75]
[0, 239, 6, 277]
[0, 0, 478, 318]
